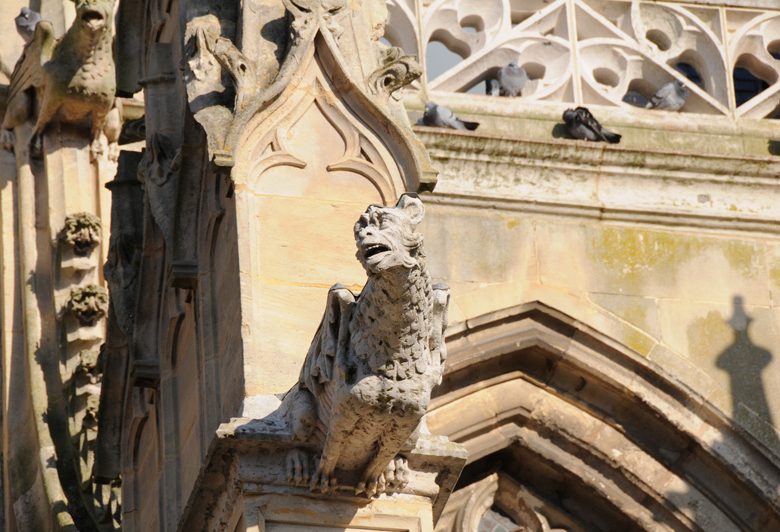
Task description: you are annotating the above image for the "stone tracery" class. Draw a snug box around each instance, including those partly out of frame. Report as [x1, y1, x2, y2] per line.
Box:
[387, 0, 780, 118]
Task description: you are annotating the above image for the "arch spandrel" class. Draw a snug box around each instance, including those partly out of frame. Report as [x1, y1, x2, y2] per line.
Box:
[430, 301, 780, 531]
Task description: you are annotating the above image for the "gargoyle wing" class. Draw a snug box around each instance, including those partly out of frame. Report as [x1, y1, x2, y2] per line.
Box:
[300, 284, 356, 394]
[2, 21, 56, 129]
[428, 283, 450, 385]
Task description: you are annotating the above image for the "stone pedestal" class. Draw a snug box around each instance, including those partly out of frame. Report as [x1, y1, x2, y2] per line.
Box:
[179, 401, 467, 531]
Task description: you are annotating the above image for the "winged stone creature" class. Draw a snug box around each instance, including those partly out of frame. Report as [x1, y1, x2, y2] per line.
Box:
[496, 62, 528, 97]
[15, 7, 41, 44]
[417, 102, 479, 131]
[1, 0, 120, 161]
[280, 194, 450, 498]
[563, 106, 621, 144]
[646, 79, 689, 111]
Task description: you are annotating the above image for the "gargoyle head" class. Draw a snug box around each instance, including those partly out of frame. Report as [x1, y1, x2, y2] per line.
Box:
[74, 0, 113, 33]
[354, 194, 425, 275]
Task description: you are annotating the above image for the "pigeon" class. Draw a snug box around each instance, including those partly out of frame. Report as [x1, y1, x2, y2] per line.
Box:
[487, 79, 500, 96]
[15, 7, 41, 44]
[646, 79, 688, 111]
[417, 102, 479, 131]
[496, 62, 528, 97]
[562, 107, 621, 143]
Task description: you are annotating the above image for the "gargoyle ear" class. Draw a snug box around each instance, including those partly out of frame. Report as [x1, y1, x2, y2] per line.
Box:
[395, 193, 424, 225]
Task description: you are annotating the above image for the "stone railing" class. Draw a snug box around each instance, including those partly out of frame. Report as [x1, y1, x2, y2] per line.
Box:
[386, 0, 780, 119]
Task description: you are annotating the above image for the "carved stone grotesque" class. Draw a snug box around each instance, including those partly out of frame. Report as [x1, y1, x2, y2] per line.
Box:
[68, 285, 109, 327]
[368, 46, 422, 97]
[60, 212, 101, 256]
[281, 194, 449, 497]
[1, 0, 119, 160]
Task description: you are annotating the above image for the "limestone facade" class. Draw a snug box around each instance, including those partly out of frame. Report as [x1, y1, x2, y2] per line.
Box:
[0, 0, 778, 531]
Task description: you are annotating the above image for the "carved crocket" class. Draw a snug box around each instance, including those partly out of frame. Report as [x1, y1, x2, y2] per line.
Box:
[1, 0, 119, 161]
[281, 193, 449, 497]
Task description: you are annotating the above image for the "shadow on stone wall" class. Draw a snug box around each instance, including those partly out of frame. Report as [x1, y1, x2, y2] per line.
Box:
[715, 295, 779, 454]
[668, 295, 779, 528]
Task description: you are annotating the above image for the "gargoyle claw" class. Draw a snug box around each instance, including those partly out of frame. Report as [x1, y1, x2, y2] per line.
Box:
[285, 448, 310, 485]
[310, 465, 338, 493]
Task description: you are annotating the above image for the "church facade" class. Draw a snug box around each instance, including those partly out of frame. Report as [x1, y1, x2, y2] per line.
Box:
[0, 0, 779, 530]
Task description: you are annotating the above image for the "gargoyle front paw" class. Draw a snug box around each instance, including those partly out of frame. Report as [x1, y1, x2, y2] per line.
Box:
[285, 448, 311, 486]
[1, 130, 15, 151]
[89, 138, 104, 161]
[310, 463, 338, 494]
[356, 471, 387, 498]
[384, 456, 410, 492]
[107, 142, 119, 162]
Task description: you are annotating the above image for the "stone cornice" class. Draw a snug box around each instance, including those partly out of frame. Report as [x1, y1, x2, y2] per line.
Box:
[415, 127, 780, 236]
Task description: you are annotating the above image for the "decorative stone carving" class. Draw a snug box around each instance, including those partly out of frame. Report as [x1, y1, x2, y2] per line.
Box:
[1, 0, 120, 160]
[60, 212, 101, 257]
[68, 284, 109, 327]
[105, 151, 144, 338]
[385, 0, 780, 118]
[280, 193, 449, 497]
[137, 132, 181, 248]
[368, 46, 422, 97]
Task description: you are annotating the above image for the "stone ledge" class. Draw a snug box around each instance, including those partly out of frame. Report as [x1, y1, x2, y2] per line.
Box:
[413, 128, 780, 235]
[179, 407, 467, 529]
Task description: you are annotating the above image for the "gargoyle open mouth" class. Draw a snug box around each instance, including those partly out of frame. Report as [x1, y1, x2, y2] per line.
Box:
[364, 243, 390, 259]
[81, 10, 105, 30]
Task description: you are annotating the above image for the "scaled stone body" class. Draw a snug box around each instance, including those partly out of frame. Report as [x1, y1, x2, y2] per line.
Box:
[281, 194, 449, 497]
[1, 0, 119, 160]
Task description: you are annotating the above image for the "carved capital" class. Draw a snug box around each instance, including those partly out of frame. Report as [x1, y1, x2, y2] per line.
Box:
[68, 285, 109, 327]
[60, 212, 102, 256]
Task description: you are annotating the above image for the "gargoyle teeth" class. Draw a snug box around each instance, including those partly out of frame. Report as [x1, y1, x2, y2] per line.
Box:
[364, 244, 390, 259]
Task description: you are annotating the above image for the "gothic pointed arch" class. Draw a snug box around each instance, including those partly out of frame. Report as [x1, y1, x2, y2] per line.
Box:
[430, 302, 780, 531]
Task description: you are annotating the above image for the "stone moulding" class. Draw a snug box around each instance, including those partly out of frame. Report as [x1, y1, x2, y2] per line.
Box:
[415, 127, 780, 236]
[430, 301, 780, 529]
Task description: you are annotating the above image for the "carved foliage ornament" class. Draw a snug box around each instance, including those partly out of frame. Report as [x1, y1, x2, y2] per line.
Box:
[60, 212, 101, 256]
[280, 194, 449, 498]
[68, 284, 109, 327]
[368, 46, 422, 97]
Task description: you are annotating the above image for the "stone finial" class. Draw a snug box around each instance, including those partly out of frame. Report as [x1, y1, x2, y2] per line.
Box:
[68, 285, 109, 327]
[60, 212, 102, 256]
[280, 194, 450, 497]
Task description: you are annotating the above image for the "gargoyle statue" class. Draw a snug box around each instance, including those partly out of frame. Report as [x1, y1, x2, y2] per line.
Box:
[1, 0, 120, 161]
[281, 193, 450, 497]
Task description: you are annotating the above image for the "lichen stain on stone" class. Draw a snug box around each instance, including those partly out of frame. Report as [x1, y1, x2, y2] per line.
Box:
[721, 241, 761, 278]
[618, 304, 656, 356]
[592, 227, 703, 282]
[505, 217, 520, 230]
[770, 266, 780, 288]
[686, 311, 732, 366]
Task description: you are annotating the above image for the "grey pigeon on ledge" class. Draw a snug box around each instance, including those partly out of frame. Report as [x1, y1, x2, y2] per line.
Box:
[646, 79, 689, 111]
[15, 7, 41, 44]
[418, 102, 479, 131]
[497, 62, 528, 97]
[562, 107, 621, 144]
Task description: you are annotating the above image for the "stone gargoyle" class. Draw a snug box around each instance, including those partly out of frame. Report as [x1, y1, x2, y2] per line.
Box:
[280, 193, 450, 497]
[1, 0, 120, 161]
